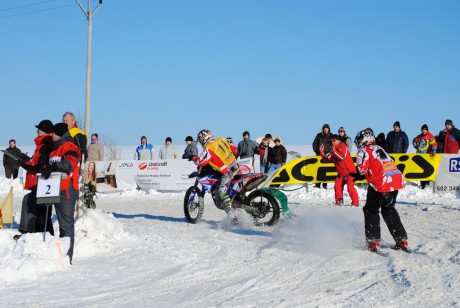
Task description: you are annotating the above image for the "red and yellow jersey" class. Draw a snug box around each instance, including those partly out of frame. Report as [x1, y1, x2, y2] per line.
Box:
[413, 132, 437, 154]
[356, 145, 404, 192]
[197, 138, 236, 174]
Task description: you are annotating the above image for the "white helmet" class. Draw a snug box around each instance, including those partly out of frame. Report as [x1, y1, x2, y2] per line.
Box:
[197, 129, 214, 147]
[354, 129, 375, 149]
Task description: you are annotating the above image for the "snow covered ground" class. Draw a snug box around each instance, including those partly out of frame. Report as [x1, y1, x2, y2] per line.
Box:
[1, 174, 460, 307]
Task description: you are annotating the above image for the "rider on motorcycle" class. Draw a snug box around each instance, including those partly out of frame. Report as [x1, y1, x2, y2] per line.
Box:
[194, 129, 240, 224]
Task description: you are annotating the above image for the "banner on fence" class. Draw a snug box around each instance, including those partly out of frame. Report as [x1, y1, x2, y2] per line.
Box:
[434, 154, 460, 193]
[88, 157, 255, 192]
[270, 154, 442, 185]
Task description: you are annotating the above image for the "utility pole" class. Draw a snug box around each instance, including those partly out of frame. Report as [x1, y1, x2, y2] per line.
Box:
[77, 0, 102, 136]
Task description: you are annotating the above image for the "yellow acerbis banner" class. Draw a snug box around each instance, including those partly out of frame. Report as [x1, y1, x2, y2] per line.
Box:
[270, 154, 441, 185]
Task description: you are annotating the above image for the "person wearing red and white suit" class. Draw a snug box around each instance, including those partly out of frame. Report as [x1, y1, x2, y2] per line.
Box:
[354, 129, 409, 252]
[320, 134, 359, 206]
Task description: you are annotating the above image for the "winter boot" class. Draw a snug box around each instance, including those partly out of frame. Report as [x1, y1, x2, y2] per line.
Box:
[394, 240, 411, 252]
[368, 240, 380, 252]
[337, 198, 344, 206]
[13, 234, 23, 241]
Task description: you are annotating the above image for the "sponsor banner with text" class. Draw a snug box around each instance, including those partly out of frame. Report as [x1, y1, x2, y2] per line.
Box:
[434, 154, 460, 193]
[270, 154, 442, 185]
[90, 157, 255, 192]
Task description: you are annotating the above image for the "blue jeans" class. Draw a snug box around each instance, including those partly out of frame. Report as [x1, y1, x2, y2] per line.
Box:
[268, 163, 282, 173]
[260, 162, 267, 173]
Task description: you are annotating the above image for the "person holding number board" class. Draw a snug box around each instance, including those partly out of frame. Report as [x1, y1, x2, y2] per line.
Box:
[14, 120, 55, 241]
[41, 123, 81, 264]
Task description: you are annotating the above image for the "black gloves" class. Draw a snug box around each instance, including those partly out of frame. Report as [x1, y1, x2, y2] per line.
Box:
[351, 173, 366, 182]
[18, 159, 28, 169]
[20, 153, 31, 161]
[42, 165, 57, 179]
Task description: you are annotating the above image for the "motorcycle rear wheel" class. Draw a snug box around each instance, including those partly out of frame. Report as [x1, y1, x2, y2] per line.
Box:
[184, 186, 204, 224]
[247, 190, 280, 226]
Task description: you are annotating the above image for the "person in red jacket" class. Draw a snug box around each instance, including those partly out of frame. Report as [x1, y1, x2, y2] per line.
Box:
[42, 123, 82, 264]
[320, 134, 359, 206]
[439, 119, 460, 154]
[14, 120, 55, 240]
[354, 129, 409, 253]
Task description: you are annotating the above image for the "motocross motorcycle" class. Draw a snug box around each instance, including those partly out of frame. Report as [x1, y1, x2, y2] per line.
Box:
[184, 166, 280, 226]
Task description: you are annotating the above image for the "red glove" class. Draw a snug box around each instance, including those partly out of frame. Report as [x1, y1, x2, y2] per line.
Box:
[192, 156, 200, 165]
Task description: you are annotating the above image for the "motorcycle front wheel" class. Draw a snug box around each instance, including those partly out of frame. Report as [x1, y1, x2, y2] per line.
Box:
[184, 186, 204, 224]
[247, 190, 280, 226]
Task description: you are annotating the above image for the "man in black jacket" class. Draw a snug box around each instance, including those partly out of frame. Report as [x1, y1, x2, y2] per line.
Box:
[3, 139, 22, 179]
[312, 124, 332, 188]
[385, 121, 409, 153]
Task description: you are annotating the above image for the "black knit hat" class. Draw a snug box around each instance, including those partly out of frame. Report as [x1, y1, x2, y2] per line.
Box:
[394, 121, 401, 128]
[243, 131, 250, 137]
[165, 137, 172, 143]
[265, 133, 272, 139]
[35, 119, 53, 134]
[53, 123, 68, 137]
[445, 119, 453, 126]
[421, 124, 429, 131]
[185, 136, 193, 141]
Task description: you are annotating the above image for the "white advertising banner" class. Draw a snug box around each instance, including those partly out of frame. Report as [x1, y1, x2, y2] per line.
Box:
[86, 157, 258, 193]
[434, 154, 460, 193]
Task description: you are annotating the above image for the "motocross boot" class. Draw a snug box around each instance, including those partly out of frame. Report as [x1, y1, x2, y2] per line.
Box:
[223, 196, 239, 225]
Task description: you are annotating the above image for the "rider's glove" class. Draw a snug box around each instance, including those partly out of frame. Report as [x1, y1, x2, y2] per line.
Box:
[192, 156, 200, 165]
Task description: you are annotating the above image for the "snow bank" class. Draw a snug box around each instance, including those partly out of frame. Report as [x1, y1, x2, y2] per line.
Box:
[0, 176, 24, 197]
[0, 209, 131, 283]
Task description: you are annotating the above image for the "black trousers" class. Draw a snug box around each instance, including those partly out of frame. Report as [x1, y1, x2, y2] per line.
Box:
[363, 187, 407, 243]
[19, 192, 54, 235]
[4, 165, 19, 179]
[55, 185, 78, 262]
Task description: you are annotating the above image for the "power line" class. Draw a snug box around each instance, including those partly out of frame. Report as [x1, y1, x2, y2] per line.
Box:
[0, 3, 74, 19]
[0, 0, 66, 12]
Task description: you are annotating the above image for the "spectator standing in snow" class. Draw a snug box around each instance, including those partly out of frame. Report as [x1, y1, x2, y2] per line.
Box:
[158, 137, 178, 159]
[438, 119, 460, 154]
[256, 137, 271, 173]
[14, 120, 55, 241]
[87, 133, 104, 161]
[135, 136, 154, 160]
[267, 137, 287, 173]
[313, 124, 332, 189]
[3, 139, 22, 179]
[413, 124, 437, 189]
[385, 121, 409, 153]
[354, 128, 410, 253]
[338, 127, 352, 152]
[182, 136, 198, 160]
[62, 112, 88, 161]
[320, 134, 359, 206]
[237, 131, 258, 159]
[43, 123, 82, 264]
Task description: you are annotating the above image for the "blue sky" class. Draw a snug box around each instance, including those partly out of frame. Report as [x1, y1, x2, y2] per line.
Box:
[1, 0, 459, 147]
